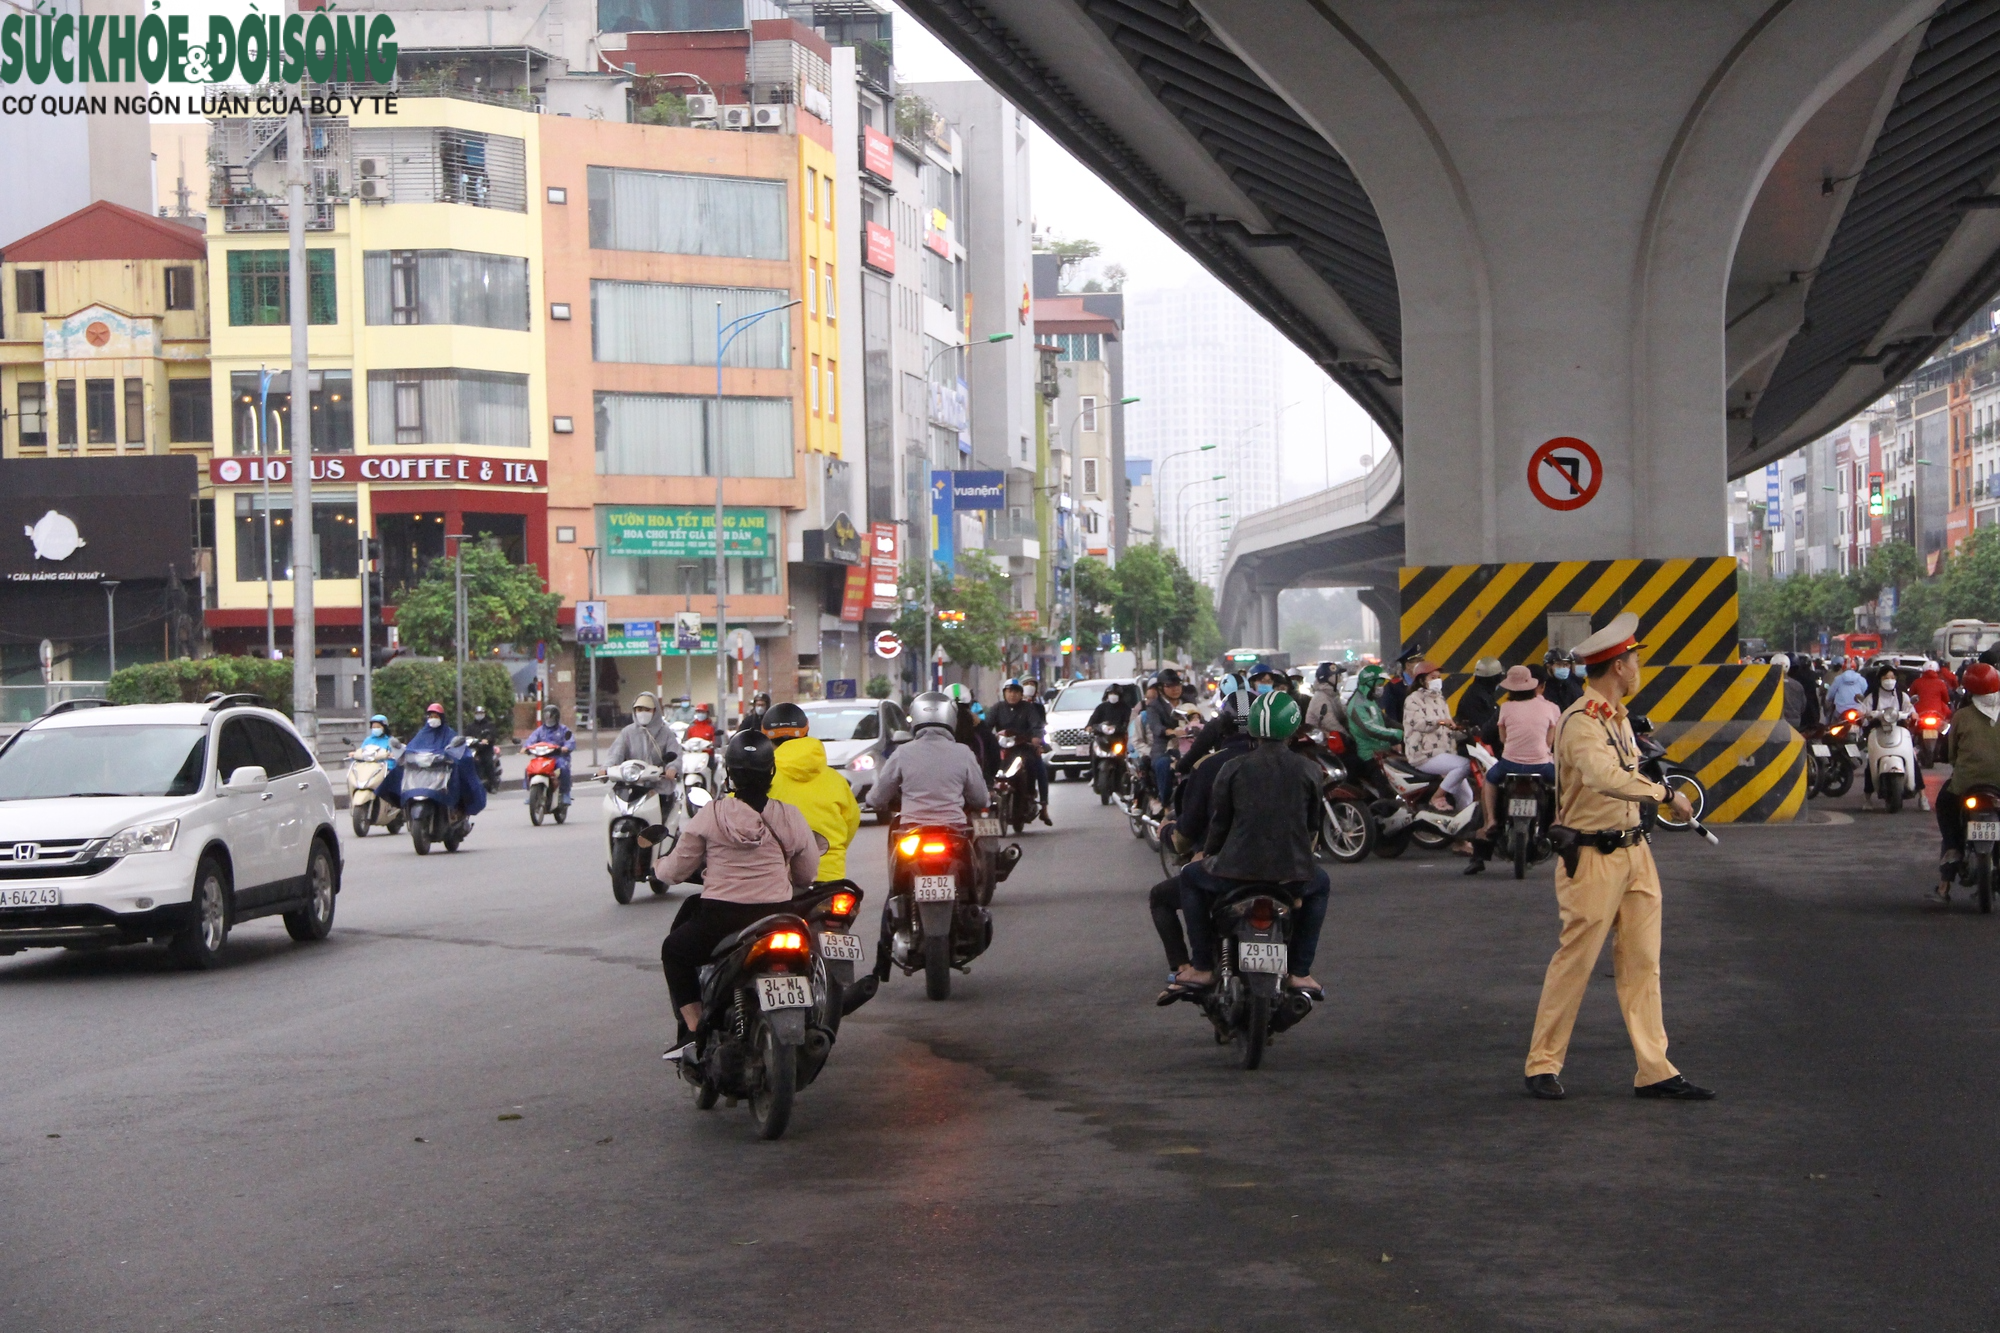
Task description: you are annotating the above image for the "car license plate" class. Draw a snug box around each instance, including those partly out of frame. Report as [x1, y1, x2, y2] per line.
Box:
[1508, 798, 1538, 817]
[914, 874, 956, 902]
[1969, 822, 2000, 844]
[1238, 941, 1287, 974]
[1811, 743, 1830, 757]
[0, 886, 60, 908]
[755, 975, 813, 1011]
[972, 816, 1003, 838]
[818, 931, 865, 963]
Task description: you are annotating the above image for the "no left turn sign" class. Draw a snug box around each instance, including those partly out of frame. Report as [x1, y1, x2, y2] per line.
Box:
[873, 630, 903, 659]
[1527, 436, 1603, 512]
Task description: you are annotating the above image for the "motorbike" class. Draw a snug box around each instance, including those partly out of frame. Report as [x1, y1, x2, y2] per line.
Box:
[1295, 728, 1377, 864]
[1953, 786, 2000, 913]
[1365, 750, 1484, 856]
[991, 731, 1042, 833]
[677, 735, 720, 808]
[523, 742, 568, 826]
[1188, 881, 1316, 1070]
[1804, 709, 1865, 798]
[606, 759, 676, 903]
[399, 745, 473, 855]
[883, 822, 1018, 1000]
[1496, 766, 1555, 879]
[1090, 722, 1126, 805]
[673, 886, 866, 1140]
[1916, 708, 1952, 768]
[1863, 707, 1921, 813]
[345, 748, 402, 838]
[1632, 715, 1706, 826]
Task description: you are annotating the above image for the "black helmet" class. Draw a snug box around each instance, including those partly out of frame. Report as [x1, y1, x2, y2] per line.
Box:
[762, 701, 810, 743]
[723, 728, 776, 779]
[1156, 668, 1183, 687]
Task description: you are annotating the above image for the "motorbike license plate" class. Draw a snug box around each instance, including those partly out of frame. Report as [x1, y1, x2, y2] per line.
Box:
[1924, 728, 1939, 739]
[818, 931, 865, 963]
[914, 874, 957, 902]
[755, 975, 813, 1011]
[0, 886, 60, 908]
[1968, 822, 2000, 844]
[971, 816, 1003, 838]
[1846, 745, 1864, 759]
[1508, 798, 1538, 818]
[1810, 743, 1831, 757]
[1237, 941, 1287, 975]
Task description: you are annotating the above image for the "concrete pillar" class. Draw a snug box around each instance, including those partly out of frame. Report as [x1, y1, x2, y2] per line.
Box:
[1356, 587, 1400, 665]
[1200, 1, 1933, 565]
[1250, 585, 1282, 652]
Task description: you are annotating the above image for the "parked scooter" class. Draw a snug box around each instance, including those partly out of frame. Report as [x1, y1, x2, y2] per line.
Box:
[523, 742, 568, 826]
[1863, 706, 1922, 813]
[345, 748, 403, 838]
[605, 759, 675, 903]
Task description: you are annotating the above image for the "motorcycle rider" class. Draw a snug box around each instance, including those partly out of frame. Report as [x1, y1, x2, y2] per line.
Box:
[1934, 661, 2000, 904]
[1773, 654, 1807, 728]
[1346, 664, 1405, 763]
[1466, 665, 1562, 875]
[1165, 690, 1330, 1003]
[1828, 657, 1870, 718]
[741, 691, 773, 734]
[1087, 683, 1134, 738]
[657, 729, 822, 1060]
[523, 702, 575, 808]
[1142, 669, 1192, 807]
[1020, 677, 1052, 812]
[987, 678, 1054, 825]
[357, 713, 400, 760]
[1859, 661, 1924, 804]
[1150, 690, 1255, 998]
[684, 702, 718, 744]
[1913, 659, 1955, 724]
[406, 701, 456, 754]
[1403, 661, 1475, 814]
[392, 701, 483, 820]
[604, 690, 682, 823]
[1543, 650, 1582, 710]
[1305, 662, 1349, 736]
[1456, 658, 1506, 739]
[865, 692, 991, 980]
[764, 701, 862, 888]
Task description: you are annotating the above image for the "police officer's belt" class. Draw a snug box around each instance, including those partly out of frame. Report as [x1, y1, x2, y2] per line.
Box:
[1575, 827, 1648, 852]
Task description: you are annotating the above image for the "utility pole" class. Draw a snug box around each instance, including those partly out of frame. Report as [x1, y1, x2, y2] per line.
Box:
[286, 102, 317, 739]
[359, 532, 373, 719]
[583, 545, 599, 764]
[102, 581, 120, 677]
[259, 367, 275, 659]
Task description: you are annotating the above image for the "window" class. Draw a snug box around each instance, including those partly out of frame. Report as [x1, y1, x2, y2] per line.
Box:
[228, 370, 354, 454]
[15, 268, 44, 314]
[593, 392, 793, 478]
[234, 489, 360, 581]
[1082, 457, 1099, 495]
[85, 378, 116, 444]
[598, 553, 780, 596]
[464, 512, 527, 565]
[349, 128, 528, 212]
[376, 511, 446, 597]
[1080, 396, 1098, 433]
[168, 379, 212, 443]
[363, 250, 530, 330]
[1053, 333, 1103, 362]
[365, 370, 531, 447]
[55, 379, 76, 447]
[825, 360, 836, 422]
[807, 260, 818, 318]
[599, 0, 752, 33]
[824, 175, 834, 227]
[806, 167, 817, 218]
[216, 720, 258, 783]
[246, 717, 314, 777]
[226, 249, 337, 325]
[16, 380, 44, 447]
[165, 266, 196, 311]
[810, 355, 820, 414]
[123, 378, 144, 444]
[587, 165, 787, 259]
[824, 264, 835, 322]
[590, 282, 789, 367]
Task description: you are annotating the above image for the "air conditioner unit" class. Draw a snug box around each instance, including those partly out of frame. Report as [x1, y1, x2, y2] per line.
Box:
[721, 104, 754, 130]
[357, 177, 391, 201]
[752, 104, 791, 131]
[685, 93, 718, 121]
[357, 157, 384, 178]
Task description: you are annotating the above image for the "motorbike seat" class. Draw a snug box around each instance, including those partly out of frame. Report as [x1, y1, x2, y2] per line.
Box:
[1211, 880, 1301, 910]
[710, 911, 812, 960]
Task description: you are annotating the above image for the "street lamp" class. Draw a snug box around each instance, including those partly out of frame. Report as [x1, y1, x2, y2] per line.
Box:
[443, 532, 469, 733]
[1177, 474, 1227, 549]
[714, 298, 802, 727]
[581, 544, 599, 763]
[917, 331, 1014, 683]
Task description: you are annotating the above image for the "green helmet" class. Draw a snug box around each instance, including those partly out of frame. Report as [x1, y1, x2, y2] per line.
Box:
[1354, 664, 1388, 697]
[1247, 689, 1300, 740]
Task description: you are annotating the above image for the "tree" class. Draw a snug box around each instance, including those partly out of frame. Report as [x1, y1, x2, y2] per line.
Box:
[1070, 556, 1120, 647]
[1891, 528, 2000, 645]
[1039, 232, 1101, 291]
[1866, 540, 1922, 604]
[890, 551, 1013, 672]
[393, 539, 561, 659]
[1110, 543, 1177, 661]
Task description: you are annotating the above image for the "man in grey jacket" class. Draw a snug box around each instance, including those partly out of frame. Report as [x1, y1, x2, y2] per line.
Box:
[867, 692, 989, 831]
[603, 690, 683, 822]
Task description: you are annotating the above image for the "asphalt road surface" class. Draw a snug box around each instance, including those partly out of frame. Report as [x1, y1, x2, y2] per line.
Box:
[3, 772, 1994, 1331]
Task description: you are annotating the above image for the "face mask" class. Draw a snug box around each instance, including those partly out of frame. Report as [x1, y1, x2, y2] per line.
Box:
[371, 726, 385, 737]
[633, 709, 654, 724]
[1426, 678, 1445, 693]
[1251, 682, 1272, 694]
[1553, 667, 1571, 679]
[1975, 693, 2000, 723]
[426, 717, 441, 728]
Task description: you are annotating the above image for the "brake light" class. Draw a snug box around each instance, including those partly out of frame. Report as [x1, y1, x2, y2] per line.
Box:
[1969, 796, 1982, 811]
[766, 931, 804, 952]
[1843, 709, 1861, 723]
[921, 840, 948, 855]
[898, 833, 921, 857]
[828, 891, 857, 916]
[1923, 716, 1940, 727]
[1247, 899, 1275, 930]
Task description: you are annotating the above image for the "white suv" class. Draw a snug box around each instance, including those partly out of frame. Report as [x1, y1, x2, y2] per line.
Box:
[0, 696, 342, 969]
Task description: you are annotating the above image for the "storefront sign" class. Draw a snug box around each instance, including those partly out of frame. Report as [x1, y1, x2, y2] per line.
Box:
[2, 456, 194, 583]
[862, 126, 895, 182]
[208, 454, 546, 486]
[951, 471, 1006, 510]
[864, 221, 895, 275]
[603, 506, 773, 558]
[599, 625, 717, 657]
[803, 511, 863, 565]
[867, 521, 899, 611]
[840, 564, 868, 622]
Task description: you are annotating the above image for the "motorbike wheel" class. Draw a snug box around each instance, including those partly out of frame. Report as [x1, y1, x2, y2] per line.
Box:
[1977, 855, 1993, 915]
[749, 1021, 795, 1141]
[1239, 994, 1271, 1070]
[1804, 753, 1822, 798]
[443, 831, 462, 853]
[529, 786, 546, 826]
[923, 932, 952, 1001]
[410, 819, 432, 856]
[1512, 825, 1529, 880]
[1410, 820, 1452, 851]
[553, 801, 568, 825]
[350, 802, 370, 838]
[1881, 771, 1905, 814]
[1374, 830, 1411, 859]
[1319, 798, 1374, 864]
[1819, 761, 1853, 799]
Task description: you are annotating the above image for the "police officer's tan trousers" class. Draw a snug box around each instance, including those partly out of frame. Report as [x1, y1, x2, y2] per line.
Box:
[1524, 843, 1679, 1086]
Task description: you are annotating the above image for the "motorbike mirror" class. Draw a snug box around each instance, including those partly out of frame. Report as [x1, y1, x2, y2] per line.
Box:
[686, 787, 713, 809]
[222, 765, 268, 793]
[1629, 714, 1654, 734]
[891, 729, 913, 744]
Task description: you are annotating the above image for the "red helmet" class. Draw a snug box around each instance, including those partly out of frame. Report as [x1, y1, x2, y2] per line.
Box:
[425, 702, 446, 715]
[1964, 662, 2000, 696]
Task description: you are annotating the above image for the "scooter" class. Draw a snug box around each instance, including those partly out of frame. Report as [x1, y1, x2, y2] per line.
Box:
[1953, 785, 2000, 913]
[606, 759, 673, 903]
[1089, 722, 1126, 805]
[523, 742, 568, 826]
[1805, 709, 1865, 799]
[881, 822, 1019, 1000]
[1863, 707, 1922, 813]
[1496, 766, 1555, 879]
[1367, 748, 1484, 856]
[1916, 708, 1952, 768]
[345, 748, 403, 838]
[399, 744, 473, 855]
[1296, 728, 1377, 864]
[991, 730, 1042, 833]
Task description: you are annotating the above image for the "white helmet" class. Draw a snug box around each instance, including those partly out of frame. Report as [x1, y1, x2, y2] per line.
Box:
[1770, 653, 1790, 671]
[907, 690, 958, 734]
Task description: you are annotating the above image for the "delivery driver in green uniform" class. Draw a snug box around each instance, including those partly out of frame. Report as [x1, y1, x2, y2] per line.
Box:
[1523, 612, 1715, 1102]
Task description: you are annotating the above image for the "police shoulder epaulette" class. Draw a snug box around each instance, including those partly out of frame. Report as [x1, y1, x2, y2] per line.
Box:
[1583, 699, 1613, 721]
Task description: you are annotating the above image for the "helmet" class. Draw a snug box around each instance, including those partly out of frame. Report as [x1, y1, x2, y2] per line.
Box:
[1315, 661, 1343, 685]
[1218, 672, 1242, 695]
[723, 727, 776, 780]
[1964, 662, 2000, 696]
[1247, 689, 1301, 740]
[944, 683, 973, 703]
[1156, 668, 1183, 687]
[1354, 664, 1388, 696]
[1924, 659, 1940, 672]
[1220, 688, 1254, 720]
[541, 703, 559, 723]
[762, 701, 809, 742]
[1021, 678, 1039, 693]
[1002, 677, 1024, 693]
[908, 690, 958, 733]
[1245, 662, 1279, 682]
[693, 702, 712, 717]
[1103, 686, 1121, 702]
[370, 713, 389, 725]
[425, 702, 445, 716]
[1472, 657, 1504, 679]
[473, 705, 488, 719]
[632, 691, 659, 713]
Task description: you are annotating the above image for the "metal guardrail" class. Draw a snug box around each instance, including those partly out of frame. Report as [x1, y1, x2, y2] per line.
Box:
[1, 682, 109, 726]
[222, 200, 337, 232]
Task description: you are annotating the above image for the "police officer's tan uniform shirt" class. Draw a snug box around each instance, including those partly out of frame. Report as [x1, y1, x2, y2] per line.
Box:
[1555, 684, 1669, 831]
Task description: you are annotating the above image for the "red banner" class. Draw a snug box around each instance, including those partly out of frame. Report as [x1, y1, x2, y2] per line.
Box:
[868, 521, 900, 611]
[207, 454, 546, 487]
[862, 126, 894, 182]
[840, 565, 868, 622]
[864, 221, 895, 275]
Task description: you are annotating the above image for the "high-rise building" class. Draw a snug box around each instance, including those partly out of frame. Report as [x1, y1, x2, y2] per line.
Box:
[1124, 277, 1283, 583]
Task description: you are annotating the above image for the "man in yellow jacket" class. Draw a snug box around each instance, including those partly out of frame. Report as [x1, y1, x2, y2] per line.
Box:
[764, 702, 862, 884]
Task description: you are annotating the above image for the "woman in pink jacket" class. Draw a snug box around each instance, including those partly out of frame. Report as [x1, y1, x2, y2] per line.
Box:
[658, 730, 823, 1057]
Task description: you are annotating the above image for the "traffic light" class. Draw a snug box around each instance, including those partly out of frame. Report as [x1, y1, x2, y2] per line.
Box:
[1059, 636, 1074, 655]
[1867, 472, 1885, 517]
[935, 608, 965, 625]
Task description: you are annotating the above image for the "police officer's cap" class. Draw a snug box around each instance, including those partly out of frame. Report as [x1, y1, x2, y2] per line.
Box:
[1573, 612, 1646, 666]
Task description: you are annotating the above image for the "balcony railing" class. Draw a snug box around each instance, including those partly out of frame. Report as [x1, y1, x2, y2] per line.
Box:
[221, 199, 337, 232]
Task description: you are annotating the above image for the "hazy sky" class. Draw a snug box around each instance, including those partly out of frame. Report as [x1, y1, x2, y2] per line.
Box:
[883, 2, 1385, 503]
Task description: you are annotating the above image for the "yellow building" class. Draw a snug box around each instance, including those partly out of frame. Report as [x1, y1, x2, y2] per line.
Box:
[203, 97, 549, 700]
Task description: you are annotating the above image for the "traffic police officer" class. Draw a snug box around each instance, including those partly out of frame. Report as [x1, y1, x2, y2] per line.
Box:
[1523, 612, 1715, 1102]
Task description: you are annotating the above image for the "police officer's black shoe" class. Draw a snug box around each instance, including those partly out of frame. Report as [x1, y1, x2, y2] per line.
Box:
[1635, 1075, 1715, 1100]
[1524, 1073, 1565, 1100]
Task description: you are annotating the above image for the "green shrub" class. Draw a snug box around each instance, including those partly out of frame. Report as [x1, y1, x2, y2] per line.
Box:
[106, 657, 297, 715]
[866, 675, 893, 699]
[371, 659, 516, 738]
